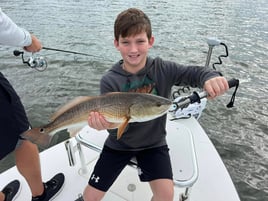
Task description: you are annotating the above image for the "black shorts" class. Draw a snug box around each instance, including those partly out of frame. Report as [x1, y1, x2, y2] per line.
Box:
[0, 73, 30, 159]
[88, 145, 173, 192]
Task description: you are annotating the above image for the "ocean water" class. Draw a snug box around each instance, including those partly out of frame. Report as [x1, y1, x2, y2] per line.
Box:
[0, 0, 267, 200]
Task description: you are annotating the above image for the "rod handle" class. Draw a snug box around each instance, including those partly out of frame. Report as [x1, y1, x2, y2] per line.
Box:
[228, 78, 239, 89]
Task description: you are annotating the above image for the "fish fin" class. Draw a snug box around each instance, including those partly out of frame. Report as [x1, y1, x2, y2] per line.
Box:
[117, 117, 130, 140]
[50, 96, 94, 121]
[21, 128, 53, 149]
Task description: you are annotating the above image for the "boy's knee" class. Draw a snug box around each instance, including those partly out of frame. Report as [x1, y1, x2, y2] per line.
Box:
[152, 190, 174, 201]
[83, 185, 105, 201]
[150, 179, 174, 201]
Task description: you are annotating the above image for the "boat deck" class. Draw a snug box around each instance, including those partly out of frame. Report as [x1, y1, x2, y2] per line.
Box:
[0, 118, 240, 201]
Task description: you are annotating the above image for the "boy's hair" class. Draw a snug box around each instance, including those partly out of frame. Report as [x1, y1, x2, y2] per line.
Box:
[114, 8, 152, 41]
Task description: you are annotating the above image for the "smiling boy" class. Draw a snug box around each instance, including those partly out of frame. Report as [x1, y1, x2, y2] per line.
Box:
[78, 8, 229, 201]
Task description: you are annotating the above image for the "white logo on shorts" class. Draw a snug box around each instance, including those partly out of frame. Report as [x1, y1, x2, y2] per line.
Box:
[91, 174, 100, 183]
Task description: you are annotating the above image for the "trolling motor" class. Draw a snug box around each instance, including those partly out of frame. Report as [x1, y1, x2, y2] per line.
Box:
[173, 37, 228, 98]
[13, 50, 47, 71]
[205, 37, 229, 70]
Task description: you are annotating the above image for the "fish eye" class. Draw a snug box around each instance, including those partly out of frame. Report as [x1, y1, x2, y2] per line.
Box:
[40, 128, 45, 133]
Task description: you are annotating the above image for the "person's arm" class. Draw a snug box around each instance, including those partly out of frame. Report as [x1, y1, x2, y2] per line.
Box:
[0, 8, 41, 52]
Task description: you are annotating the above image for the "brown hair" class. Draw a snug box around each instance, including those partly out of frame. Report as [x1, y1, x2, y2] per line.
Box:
[114, 8, 152, 41]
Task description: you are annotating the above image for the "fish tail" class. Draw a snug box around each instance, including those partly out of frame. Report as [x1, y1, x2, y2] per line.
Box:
[21, 128, 53, 148]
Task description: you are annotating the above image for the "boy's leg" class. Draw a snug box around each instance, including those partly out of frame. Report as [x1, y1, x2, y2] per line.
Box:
[83, 185, 105, 201]
[83, 146, 134, 201]
[149, 179, 174, 201]
[137, 145, 174, 201]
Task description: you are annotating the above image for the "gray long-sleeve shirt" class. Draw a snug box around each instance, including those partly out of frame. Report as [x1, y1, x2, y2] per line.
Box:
[0, 8, 31, 47]
[100, 56, 221, 151]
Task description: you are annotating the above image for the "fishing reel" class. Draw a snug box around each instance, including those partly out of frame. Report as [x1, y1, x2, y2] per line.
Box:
[13, 50, 47, 71]
[169, 94, 207, 120]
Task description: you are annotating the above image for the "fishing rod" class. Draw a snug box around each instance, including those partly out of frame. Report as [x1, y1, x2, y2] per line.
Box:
[13, 46, 101, 71]
[170, 78, 240, 113]
[42, 47, 96, 57]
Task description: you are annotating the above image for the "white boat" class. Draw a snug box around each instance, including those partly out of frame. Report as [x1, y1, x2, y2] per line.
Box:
[0, 38, 241, 201]
[0, 113, 241, 201]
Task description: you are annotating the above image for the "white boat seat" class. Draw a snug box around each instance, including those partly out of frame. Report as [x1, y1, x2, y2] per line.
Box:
[75, 120, 198, 188]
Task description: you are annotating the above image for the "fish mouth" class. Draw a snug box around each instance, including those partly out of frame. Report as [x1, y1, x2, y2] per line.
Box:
[21, 127, 54, 149]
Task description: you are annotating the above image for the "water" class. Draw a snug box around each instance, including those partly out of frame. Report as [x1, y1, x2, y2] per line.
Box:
[0, 0, 267, 200]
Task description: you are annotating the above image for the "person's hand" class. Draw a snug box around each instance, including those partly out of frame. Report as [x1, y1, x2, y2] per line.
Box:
[88, 112, 120, 131]
[203, 76, 229, 99]
[23, 34, 42, 53]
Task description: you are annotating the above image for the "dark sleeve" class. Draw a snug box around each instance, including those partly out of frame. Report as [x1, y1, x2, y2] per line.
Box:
[100, 76, 113, 94]
[154, 57, 222, 88]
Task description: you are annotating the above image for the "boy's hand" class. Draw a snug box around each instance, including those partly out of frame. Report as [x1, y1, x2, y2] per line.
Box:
[88, 112, 120, 131]
[203, 76, 229, 99]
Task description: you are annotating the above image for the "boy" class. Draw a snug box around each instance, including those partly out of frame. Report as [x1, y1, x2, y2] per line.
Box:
[81, 8, 228, 201]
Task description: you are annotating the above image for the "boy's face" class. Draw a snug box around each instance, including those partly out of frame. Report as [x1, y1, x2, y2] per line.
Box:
[114, 32, 154, 73]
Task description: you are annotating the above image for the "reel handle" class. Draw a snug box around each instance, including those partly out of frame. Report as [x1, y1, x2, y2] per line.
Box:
[13, 50, 24, 56]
